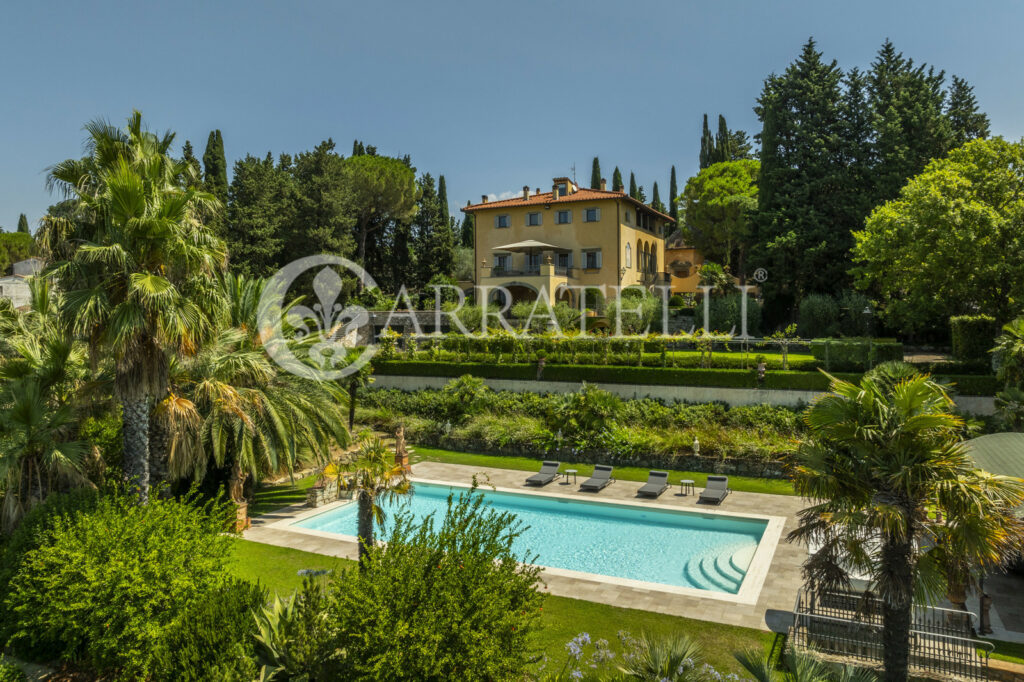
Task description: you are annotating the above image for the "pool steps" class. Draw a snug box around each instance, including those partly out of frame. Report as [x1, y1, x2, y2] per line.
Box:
[681, 543, 756, 594]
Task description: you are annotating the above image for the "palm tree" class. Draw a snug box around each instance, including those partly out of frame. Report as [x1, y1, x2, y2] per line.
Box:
[331, 431, 410, 569]
[734, 647, 877, 682]
[0, 280, 91, 530]
[789, 370, 1024, 682]
[160, 274, 349, 502]
[40, 111, 226, 502]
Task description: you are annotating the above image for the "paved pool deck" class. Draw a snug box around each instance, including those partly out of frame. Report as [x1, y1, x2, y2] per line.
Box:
[244, 460, 1024, 642]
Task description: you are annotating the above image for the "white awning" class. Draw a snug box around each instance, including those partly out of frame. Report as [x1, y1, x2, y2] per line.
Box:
[492, 240, 571, 252]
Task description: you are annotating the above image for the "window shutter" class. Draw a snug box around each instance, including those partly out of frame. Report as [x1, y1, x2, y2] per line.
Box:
[596, 251, 603, 268]
[594, 208, 601, 221]
[493, 215, 499, 228]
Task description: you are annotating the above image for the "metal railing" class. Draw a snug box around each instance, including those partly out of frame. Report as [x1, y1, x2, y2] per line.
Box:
[789, 589, 992, 681]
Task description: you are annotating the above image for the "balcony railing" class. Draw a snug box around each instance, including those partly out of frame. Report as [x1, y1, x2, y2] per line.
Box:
[490, 266, 576, 278]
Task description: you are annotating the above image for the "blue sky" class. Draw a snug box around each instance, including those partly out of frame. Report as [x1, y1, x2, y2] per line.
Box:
[2, 0, 1022, 233]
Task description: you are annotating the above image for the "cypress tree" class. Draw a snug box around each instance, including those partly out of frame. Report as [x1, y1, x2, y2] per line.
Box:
[181, 140, 202, 187]
[590, 157, 602, 189]
[437, 174, 450, 224]
[352, 139, 365, 156]
[714, 115, 733, 164]
[699, 114, 715, 169]
[16, 213, 29, 234]
[669, 166, 679, 222]
[460, 213, 475, 248]
[651, 183, 665, 213]
[202, 130, 228, 204]
[946, 75, 990, 148]
[612, 167, 623, 192]
[628, 172, 638, 199]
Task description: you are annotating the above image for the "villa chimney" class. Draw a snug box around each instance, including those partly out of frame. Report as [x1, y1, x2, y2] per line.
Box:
[535, 188, 541, 195]
[523, 185, 530, 200]
[552, 183, 560, 200]
[600, 178, 607, 191]
[481, 195, 488, 203]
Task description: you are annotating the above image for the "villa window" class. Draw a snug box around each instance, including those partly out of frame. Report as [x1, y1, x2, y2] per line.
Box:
[493, 254, 510, 271]
[495, 214, 511, 228]
[625, 243, 632, 268]
[526, 212, 542, 226]
[583, 249, 602, 269]
[557, 182, 568, 196]
[557, 252, 572, 268]
[583, 207, 601, 222]
[625, 210, 632, 224]
[556, 210, 572, 224]
[528, 253, 541, 270]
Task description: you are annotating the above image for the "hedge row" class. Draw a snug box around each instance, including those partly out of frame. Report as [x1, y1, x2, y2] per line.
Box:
[372, 360, 997, 395]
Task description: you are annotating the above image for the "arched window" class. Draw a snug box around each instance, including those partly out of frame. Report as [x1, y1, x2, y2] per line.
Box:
[625, 243, 632, 268]
[642, 243, 650, 273]
[650, 244, 657, 273]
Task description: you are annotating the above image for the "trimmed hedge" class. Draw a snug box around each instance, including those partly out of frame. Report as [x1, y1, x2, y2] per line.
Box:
[808, 338, 903, 371]
[373, 360, 997, 395]
[950, 315, 998, 361]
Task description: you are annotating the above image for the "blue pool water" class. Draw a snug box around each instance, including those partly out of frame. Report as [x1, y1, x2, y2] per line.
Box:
[294, 483, 767, 593]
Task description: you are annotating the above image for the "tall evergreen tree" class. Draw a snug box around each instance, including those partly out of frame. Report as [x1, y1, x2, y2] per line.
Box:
[699, 114, 714, 169]
[437, 174, 450, 225]
[752, 38, 851, 308]
[628, 172, 638, 199]
[612, 167, 623, 192]
[181, 140, 202, 188]
[669, 166, 679, 222]
[730, 131, 754, 160]
[590, 157, 602, 189]
[202, 130, 228, 204]
[412, 173, 456, 285]
[225, 153, 294, 276]
[714, 115, 733, 164]
[946, 75, 990, 148]
[459, 213, 475, 248]
[651, 182, 665, 213]
[16, 213, 29, 234]
[352, 140, 365, 156]
[867, 39, 952, 206]
[285, 139, 354, 264]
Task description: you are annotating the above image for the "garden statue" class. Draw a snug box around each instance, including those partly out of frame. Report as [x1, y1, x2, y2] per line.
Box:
[394, 425, 411, 472]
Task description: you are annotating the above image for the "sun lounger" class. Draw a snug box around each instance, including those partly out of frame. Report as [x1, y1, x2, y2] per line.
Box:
[580, 465, 614, 492]
[525, 460, 561, 486]
[637, 471, 669, 498]
[699, 475, 730, 504]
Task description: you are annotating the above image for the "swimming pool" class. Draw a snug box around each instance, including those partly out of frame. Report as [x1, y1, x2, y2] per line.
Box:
[291, 481, 771, 595]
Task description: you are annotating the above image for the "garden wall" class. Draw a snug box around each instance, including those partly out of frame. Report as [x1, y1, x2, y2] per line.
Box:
[372, 374, 997, 415]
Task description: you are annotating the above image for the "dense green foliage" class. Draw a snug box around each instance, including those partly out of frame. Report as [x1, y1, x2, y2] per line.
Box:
[360, 378, 806, 462]
[808, 338, 904, 372]
[752, 39, 989, 322]
[3, 489, 263, 680]
[854, 139, 1024, 334]
[798, 294, 841, 338]
[0, 232, 33, 275]
[682, 160, 759, 270]
[15, 214, 29, 235]
[950, 315, 998, 361]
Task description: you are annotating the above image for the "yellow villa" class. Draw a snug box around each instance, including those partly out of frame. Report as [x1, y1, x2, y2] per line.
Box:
[462, 177, 676, 307]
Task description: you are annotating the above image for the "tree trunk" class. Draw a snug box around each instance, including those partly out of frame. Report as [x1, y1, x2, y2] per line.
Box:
[881, 538, 915, 682]
[148, 410, 170, 496]
[348, 380, 357, 430]
[228, 459, 246, 504]
[121, 397, 151, 504]
[356, 490, 374, 571]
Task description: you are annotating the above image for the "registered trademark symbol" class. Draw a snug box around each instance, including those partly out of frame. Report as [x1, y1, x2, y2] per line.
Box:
[753, 268, 768, 283]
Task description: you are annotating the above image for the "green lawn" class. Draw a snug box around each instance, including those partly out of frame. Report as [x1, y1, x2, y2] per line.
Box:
[985, 637, 1024, 665]
[226, 539, 771, 674]
[250, 474, 319, 516]
[411, 445, 796, 496]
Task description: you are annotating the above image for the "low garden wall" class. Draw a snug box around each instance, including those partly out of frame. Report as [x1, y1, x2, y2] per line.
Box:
[372, 374, 997, 415]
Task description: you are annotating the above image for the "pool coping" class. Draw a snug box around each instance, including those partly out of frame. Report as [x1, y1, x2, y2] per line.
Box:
[267, 476, 786, 606]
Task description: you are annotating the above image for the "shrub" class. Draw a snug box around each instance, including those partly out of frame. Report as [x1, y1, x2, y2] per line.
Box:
[669, 294, 687, 307]
[0, 488, 100, 645]
[152, 579, 265, 681]
[330, 489, 544, 680]
[0, 661, 25, 682]
[837, 290, 871, 337]
[950, 314, 998, 361]
[253, 579, 340, 681]
[798, 294, 840, 338]
[708, 292, 762, 336]
[3, 489, 254, 679]
[606, 294, 661, 334]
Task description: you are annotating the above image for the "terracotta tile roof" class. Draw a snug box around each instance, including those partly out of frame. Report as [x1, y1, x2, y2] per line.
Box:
[461, 187, 676, 223]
